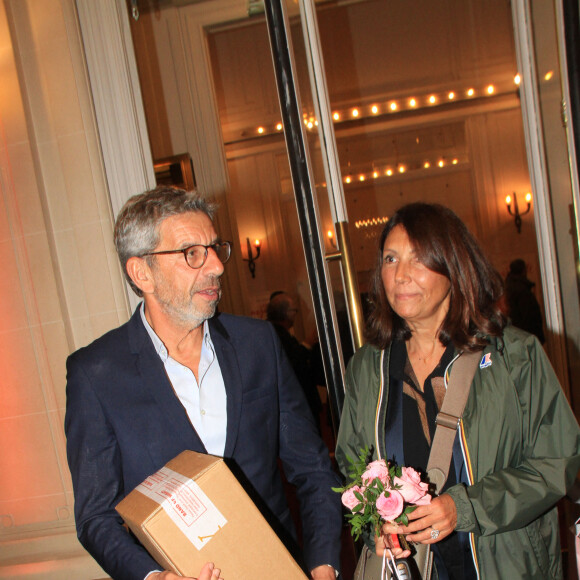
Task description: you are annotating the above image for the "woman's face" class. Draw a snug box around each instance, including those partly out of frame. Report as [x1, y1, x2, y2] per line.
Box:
[381, 225, 451, 331]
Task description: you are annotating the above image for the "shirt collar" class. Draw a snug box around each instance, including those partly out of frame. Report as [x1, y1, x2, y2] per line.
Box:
[139, 302, 211, 363]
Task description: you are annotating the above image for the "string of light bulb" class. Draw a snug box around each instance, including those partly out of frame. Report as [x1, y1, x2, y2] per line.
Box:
[253, 76, 521, 138]
[341, 156, 464, 186]
[354, 216, 389, 229]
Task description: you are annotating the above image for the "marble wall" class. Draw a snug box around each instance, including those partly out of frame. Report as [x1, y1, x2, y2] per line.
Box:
[0, 0, 128, 577]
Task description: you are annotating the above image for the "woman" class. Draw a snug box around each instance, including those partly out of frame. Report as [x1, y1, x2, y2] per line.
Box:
[336, 203, 580, 579]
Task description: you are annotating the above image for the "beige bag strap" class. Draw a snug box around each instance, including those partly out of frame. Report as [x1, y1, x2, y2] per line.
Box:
[426, 350, 481, 494]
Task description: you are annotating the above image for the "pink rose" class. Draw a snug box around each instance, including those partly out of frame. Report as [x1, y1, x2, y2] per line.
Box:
[341, 485, 364, 511]
[413, 493, 432, 506]
[393, 466, 431, 505]
[361, 460, 390, 485]
[376, 489, 404, 521]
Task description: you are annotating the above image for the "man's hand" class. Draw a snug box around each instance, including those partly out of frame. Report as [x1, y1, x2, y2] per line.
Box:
[148, 562, 222, 580]
[310, 564, 337, 579]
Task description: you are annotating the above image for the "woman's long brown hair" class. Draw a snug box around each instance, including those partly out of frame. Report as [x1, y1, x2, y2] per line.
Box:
[365, 203, 506, 351]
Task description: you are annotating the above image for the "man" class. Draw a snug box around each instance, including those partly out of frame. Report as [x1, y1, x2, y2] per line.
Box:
[266, 292, 324, 429]
[65, 186, 342, 580]
[504, 258, 545, 343]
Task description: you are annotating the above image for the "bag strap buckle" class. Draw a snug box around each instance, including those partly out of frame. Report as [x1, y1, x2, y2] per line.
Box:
[435, 412, 461, 430]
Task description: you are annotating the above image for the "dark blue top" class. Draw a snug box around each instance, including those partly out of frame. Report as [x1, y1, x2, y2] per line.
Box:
[385, 340, 477, 580]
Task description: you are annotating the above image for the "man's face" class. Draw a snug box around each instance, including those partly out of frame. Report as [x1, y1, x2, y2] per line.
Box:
[146, 212, 224, 328]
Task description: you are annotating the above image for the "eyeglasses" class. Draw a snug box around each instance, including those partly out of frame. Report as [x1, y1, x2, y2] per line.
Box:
[142, 241, 232, 269]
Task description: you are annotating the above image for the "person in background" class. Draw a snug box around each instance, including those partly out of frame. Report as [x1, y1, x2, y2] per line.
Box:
[336, 202, 580, 579]
[65, 186, 342, 580]
[504, 258, 545, 343]
[267, 291, 324, 428]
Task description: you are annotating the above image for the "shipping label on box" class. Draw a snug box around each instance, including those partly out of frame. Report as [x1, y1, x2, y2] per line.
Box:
[135, 466, 227, 550]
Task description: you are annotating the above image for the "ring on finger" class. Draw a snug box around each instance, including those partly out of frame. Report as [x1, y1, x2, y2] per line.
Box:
[430, 528, 440, 540]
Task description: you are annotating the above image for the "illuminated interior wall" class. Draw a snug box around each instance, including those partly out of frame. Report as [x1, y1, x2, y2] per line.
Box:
[0, 0, 128, 577]
[0, 0, 71, 537]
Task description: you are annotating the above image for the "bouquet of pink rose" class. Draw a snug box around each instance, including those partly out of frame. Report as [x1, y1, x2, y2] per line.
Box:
[333, 447, 431, 541]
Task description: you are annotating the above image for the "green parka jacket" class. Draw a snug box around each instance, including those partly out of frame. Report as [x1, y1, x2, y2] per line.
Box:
[336, 325, 580, 579]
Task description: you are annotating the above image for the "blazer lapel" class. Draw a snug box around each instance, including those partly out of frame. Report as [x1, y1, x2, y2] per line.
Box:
[209, 316, 242, 458]
[127, 307, 207, 453]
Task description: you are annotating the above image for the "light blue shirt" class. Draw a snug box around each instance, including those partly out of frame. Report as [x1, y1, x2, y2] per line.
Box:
[140, 304, 227, 456]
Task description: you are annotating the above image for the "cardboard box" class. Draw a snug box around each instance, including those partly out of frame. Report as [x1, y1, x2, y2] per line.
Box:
[116, 450, 307, 579]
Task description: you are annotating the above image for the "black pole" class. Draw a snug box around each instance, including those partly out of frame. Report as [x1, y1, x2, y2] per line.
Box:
[263, 0, 345, 431]
[563, 0, 580, 174]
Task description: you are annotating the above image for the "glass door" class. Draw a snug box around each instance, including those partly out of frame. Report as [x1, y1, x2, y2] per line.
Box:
[521, 0, 580, 408]
[128, 0, 577, 415]
[265, 0, 576, 396]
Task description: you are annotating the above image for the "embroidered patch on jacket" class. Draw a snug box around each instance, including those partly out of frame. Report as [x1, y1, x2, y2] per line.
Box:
[479, 353, 492, 369]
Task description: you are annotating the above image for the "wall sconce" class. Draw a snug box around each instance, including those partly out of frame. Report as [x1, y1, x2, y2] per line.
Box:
[244, 238, 261, 278]
[327, 229, 337, 249]
[505, 192, 532, 233]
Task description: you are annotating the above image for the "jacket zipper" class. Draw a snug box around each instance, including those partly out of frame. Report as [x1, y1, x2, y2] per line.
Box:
[375, 350, 387, 461]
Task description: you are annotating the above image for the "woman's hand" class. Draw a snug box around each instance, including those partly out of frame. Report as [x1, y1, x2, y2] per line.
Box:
[395, 494, 458, 544]
[374, 523, 412, 559]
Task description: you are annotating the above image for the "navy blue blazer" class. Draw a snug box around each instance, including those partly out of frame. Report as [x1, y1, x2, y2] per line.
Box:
[65, 308, 342, 580]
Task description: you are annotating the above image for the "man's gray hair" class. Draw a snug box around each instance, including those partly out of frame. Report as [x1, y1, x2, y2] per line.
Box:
[114, 185, 217, 296]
